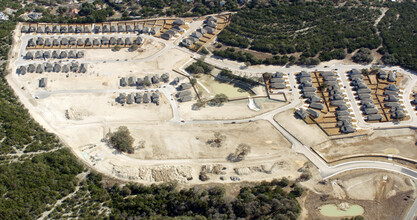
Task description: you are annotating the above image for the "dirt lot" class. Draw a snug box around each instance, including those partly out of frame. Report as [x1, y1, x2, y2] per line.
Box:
[313, 128, 417, 161]
[89, 48, 190, 76]
[303, 169, 416, 219]
[64, 121, 309, 184]
[83, 39, 165, 61]
[36, 92, 172, 125]
[274, 109, 330, 146]
[179, 98, 287, 120]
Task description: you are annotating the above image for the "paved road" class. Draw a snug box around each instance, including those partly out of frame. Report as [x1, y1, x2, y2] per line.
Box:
[14, 26, 417, 220]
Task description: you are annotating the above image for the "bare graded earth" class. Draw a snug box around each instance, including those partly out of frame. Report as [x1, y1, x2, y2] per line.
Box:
[303, 170, 416, 220]
[64, 121, 309, 184]
[180, 98, 287, 120]
[274, 109, 330, 146]
[83, 40, 165, 61]
[38, 93, 173, 124]
[274, 109, 417, 162]
[313, 128, 417, 161]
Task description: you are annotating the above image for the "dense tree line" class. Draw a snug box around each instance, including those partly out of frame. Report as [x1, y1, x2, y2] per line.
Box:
[104, 0, 239, 18]
[0, 3, 306, 219]
[108, 126, 135, 154]
[0, 66, 61, 155]
[213, 48, 263, 65]
[378, 1, 417, 71]
[218, 69, 259, 86]
[0, 149, 83, 219]
[213, 48, 322, 66]
[217, 2, 381, 58]
[0, 21, 15, 60]
[0, 0, 22, 11]
[108, 178, 301, 219]
[352, 48, 373, 64]
[185, 59, 213, 74]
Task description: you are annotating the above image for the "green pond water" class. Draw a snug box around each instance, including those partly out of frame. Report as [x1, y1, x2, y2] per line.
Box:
[319, 204, 364, 217]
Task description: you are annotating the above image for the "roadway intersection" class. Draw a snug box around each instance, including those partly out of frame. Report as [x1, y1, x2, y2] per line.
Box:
[11, 23, 417, 219]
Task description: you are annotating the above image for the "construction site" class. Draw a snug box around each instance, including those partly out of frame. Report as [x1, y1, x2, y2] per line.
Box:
[6, 13, 417, 220]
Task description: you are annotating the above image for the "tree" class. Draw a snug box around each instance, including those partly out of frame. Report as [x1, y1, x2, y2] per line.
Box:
[352, 48, 373, 64]
[227, 144, 251, 162]
[318, 82, 328, 92]
[129, 44, 138, 52]
[209, 93, 228, 106]
[290, 184, 303, 197]
[57, 6, 67, 14]
[78, 2, 95, 16]
[108, 126, 135, 154]
[190, 78, 197, 86]
[309, 57, 320, 66]
[113, 45, 122, 52]
[207, 132, 227, 148]
[361, 68, 370, 76]
[200, 47, 209, 55]
[143, 78, 151, 87]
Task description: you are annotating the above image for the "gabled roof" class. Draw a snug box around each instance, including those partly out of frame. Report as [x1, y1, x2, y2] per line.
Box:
[385, 84, 398, 91]
[384, 95, 399, 102]
[270, 78, 285, 83]
[173, 18, 185, 25]
[306, 108, 320, 118]
[68, 50, 76, 58]
[272, 72, 284, 78]
[350, 69, 361, 75]
[80, 64, 87, 73]
[95, 25, 102, 33]
[295, 108, 308, 119]
[53, 25, 60, 33]
[68, 26, 75, 33]
[340, 125, 355, 133]
[61, 64, 69, 73]
[44, 38, 52, 46]
[85, 38, 92, 46]
[75, 26, 83, 33]
[27, 64, 35, 72]
[388, 72, 397, 82]
[59, 51, 67, 58]
[320, 71, 334, 77]
[309, 95, 322, 103]
[53, 38, 60, 46]
[270, 83, 286, 89]
[309, 102, 324, 110]
[25, 51, 34, 59]
[302, 87, 316, 92]
[363, 107, 378, 115]
[367, 114, 383, 121]
[93, 39, 100, 45]
[110, 37, 117, 44]
[21, 26, 28, 33]
[165, 29, 176, 36]
[60, 26, 68, 33]
[36, 64, 44, 73]
[135, 36, 143, 45]
[118, 24, 126, 32]
[180, 83, 192, 90]
[338, 105, 348, 111]
[76, 51, 84, 58]
[299, 77, 312, 83]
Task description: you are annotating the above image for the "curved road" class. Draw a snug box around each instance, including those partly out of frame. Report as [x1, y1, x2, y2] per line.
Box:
[13, 29, 417, 219]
